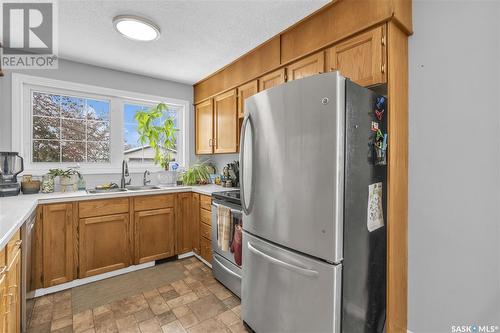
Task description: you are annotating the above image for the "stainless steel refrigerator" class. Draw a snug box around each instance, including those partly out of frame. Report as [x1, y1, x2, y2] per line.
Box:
[239, 72, 387, 333]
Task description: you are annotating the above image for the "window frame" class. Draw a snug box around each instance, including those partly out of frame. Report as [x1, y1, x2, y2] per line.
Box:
[12, 73, 190, 174]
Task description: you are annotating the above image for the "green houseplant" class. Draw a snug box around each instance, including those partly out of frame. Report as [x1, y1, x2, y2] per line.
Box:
[135, 103, 177, 169]
[181, 162, 211, 185]
[48, 168, 82, 192]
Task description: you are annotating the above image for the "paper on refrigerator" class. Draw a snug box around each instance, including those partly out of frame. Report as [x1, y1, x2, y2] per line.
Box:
[367, 182, 384, 232]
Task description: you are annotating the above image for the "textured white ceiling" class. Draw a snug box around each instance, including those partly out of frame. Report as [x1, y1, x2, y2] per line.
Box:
[58, 0, 329, 84]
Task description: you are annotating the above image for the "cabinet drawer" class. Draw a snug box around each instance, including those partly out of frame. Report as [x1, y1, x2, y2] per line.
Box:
[200, 209, 211, 226]
[134, 194, 174, 211]
[200, 223, 211, 240]
[200, 195, 212, 211]
[200, 237, 212, 263]
[6, 229, 21, 266]
[79, 198, 129, 218]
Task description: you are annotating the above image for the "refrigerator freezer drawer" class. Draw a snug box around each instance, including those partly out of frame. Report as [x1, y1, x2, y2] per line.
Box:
[212, 253, 242, 298]
[242, 231, 342, 333]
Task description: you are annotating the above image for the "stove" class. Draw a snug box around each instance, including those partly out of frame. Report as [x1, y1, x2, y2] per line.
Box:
[212, 189, 241, 206]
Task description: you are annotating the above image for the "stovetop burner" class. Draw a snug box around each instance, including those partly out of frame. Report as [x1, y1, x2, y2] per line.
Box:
[212, 189, 241, 206]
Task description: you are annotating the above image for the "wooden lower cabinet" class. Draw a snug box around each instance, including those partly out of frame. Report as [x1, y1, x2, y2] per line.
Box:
[42, 203, 74, 287]
[32, 192, 214, 293]
[79, 213, 131, 278]
[5, 250, 21, 333]
[135, 208, 175, 264]
[176, 193, 194, 255]
[0, 233, 22, 333]
[191, 194, 200, 254]
[200, 237, 212, 263]
[0, 272, 5, 332]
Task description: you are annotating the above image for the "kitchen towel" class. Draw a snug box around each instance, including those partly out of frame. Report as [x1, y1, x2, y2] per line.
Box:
[217, 205, 232, 251]
[230, 224, 243, 266]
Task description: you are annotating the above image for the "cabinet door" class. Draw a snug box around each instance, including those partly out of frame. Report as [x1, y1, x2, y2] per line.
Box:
[176, 193, 193, 255]
[286, 52, 325, 81]
[238, 80, 258, 118]
[192, 193, 200, 255]
[258, 68, 286, 92]
[0, 273, 5, 333]
[5, 250, 21, 333]
[200, 237, 212, 263]
[326, 26, 386, 86]
[79, 213, 130, 277]
[214, 89, 238, 154]
[135, 208, 175, 264]
[42, 203, 74, 287]
[195, 99, 214, 154]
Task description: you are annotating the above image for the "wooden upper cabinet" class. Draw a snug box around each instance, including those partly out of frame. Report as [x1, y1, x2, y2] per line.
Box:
[286, 52, 325, 81]
[176, 193, 193, 255]
[195, 99, 214, 154]
[42, 203, 74, 287]
[214, 89, 238, 154]
[79, 213, 130, 278]
[135, 208, 175, 264]
[238, 80, 258, 118]
[258, 68, 286, 92]
[326, 26, 386, 86]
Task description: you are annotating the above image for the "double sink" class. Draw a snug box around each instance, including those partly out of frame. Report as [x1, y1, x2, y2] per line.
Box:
[86, 185, 161, 194]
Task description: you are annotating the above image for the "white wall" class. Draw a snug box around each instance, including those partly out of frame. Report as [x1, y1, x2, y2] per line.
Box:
[408, 1, 500, 331]
[0, 59, 194, 187]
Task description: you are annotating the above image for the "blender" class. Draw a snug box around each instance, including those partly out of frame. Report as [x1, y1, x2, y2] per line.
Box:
[0, 152, 24, 196]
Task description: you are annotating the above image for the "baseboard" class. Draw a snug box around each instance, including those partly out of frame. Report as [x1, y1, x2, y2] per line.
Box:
[178, 251, 195, 259]
[29, 261, 155, 299]
[193, 253, 213, 268]
[179, 251, 213, 269]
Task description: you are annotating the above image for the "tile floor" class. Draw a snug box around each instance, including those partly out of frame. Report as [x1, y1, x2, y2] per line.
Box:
[27, 257, 248, 333]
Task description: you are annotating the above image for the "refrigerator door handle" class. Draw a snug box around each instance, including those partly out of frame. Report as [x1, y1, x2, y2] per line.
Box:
[247, 242, 319, 278]
[239, 114, 253, 215]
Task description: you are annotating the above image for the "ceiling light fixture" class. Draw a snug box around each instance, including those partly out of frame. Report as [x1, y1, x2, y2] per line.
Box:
[113, 15, 160, 42]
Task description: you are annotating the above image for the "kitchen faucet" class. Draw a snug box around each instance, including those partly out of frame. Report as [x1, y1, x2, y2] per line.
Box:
[120, 160, 131, 188]
[143, 170, 151, 186]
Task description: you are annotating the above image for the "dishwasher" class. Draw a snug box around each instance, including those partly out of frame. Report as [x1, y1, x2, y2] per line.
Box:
[22, 211, 36, 332]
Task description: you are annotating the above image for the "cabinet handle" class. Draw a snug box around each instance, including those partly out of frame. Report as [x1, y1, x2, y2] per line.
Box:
[209, 139, 213, 147]
[381, 64, 385, 74]
[14, 240, 22, 247]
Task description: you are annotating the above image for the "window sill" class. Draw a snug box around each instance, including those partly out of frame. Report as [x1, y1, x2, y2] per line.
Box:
[21, 165, 169, 176]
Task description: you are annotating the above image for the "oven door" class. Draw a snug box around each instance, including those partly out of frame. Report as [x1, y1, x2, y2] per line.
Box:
[211, 202, 243, 267]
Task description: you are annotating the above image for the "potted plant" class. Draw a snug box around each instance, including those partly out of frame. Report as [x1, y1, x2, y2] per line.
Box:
[48, 168, 81, 192]
[181, 162, 211, 185]
[135, 103, 177, 170]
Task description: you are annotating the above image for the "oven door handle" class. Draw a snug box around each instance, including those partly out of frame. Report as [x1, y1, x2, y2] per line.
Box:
[212, 203, 242, 215]
[214, 257, 241, 277]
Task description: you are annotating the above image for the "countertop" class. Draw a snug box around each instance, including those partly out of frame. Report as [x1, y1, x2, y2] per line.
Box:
[0, 184, 227, 250]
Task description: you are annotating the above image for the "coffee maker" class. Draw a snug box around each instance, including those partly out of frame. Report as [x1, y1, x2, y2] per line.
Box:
[0, 152, 24, 196]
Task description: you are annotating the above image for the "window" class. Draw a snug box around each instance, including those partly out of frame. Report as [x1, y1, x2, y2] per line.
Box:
[123, 103, 180, 164]
[32, 92, 111, 163]
[12, 74, 190, 173]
